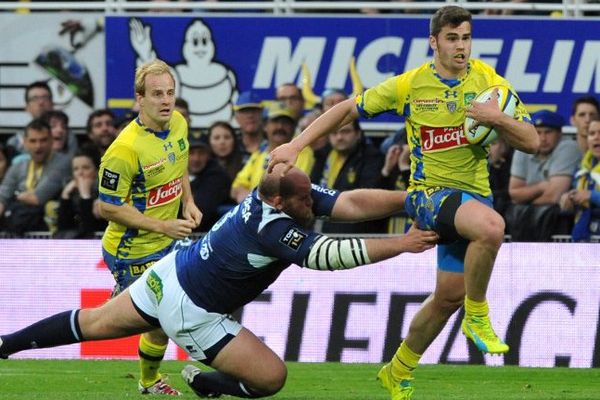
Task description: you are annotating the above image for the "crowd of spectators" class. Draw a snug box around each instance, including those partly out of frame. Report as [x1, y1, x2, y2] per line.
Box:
[0, 77, 597, 242]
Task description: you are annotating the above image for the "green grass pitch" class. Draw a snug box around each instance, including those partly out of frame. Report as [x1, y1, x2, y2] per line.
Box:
[1, 360, 599, 399]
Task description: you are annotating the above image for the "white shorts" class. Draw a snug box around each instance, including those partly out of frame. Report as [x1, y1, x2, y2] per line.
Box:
[129, 251, 242, 363]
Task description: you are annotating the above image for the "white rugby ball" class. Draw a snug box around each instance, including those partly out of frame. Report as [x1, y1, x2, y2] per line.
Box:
[464, 85, 518, 146]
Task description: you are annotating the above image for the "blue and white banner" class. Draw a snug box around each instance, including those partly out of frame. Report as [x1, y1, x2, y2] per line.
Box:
[105, 15, 600, 128]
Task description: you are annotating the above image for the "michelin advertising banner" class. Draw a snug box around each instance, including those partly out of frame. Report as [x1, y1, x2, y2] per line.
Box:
[105, 15, 600, 128]
[2, 14, 600, 130]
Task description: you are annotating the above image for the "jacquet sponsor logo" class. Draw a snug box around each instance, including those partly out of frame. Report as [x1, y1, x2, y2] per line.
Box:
[147, 177, 182, 207]
[421, 125, 469, 151]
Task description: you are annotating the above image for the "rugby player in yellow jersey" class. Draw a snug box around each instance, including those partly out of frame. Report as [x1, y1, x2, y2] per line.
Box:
[98, 59, 202, 396]
[269, 6, 539, 400]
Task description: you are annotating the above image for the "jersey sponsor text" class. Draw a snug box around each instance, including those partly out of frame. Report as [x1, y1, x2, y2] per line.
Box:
[147, 177, 183, 208]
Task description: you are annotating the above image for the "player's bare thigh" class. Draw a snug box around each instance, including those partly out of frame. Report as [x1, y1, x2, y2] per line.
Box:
[79, 289, 154, 340]
[454, 199, 504, 244]
[211, 327, 287, 393]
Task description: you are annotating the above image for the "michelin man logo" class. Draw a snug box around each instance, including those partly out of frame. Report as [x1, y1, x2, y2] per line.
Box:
[129, 18, 238, 128]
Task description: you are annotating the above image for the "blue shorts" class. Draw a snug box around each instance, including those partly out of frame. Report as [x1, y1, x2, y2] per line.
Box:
[103, 243, 175, 296]
[405, 187, 493, 273]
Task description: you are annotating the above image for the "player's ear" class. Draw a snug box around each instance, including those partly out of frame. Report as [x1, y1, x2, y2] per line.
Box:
[429, 35, 437, 51]
[272, 195, 284, 211]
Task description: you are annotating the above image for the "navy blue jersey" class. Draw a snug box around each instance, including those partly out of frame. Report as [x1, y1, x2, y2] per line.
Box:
[176, 185, 340, 314]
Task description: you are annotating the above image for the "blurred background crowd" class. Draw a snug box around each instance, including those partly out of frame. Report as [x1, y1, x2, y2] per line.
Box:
[0, 0, 598, 242]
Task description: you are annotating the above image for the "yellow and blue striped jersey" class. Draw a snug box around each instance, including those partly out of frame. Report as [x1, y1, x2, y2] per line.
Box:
[99, 111, 188, 259]
[356, 59, 530, 196]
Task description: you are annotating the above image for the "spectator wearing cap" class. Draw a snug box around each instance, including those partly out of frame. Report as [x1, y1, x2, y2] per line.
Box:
[233, 91, 265, 158]
[230, 103, 314, 203]
[506, 110, 581, 241]
[509, 110, 581, 206]
[188, 134, 232, 232]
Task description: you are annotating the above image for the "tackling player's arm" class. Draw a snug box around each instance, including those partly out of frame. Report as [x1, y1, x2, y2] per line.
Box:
[330, 189, 407, 222]
[303, 225, 437, 271]
[262, 219, 437, 273]
[268, 98, 359, 173]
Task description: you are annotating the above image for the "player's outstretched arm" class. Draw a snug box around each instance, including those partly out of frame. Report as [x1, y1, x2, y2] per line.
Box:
[330, 189, 407, 222]
[268, 98, 360, 174]
[303, 226, 437, 271]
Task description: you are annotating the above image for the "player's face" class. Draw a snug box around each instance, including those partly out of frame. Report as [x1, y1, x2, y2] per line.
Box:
[138, 73, 176, 131]
[430, 21, 471, 78]
[571, 103, 599, 135]
[587, 120, 600, 159]
[280, 177, 315, 228]
[209, 126, 235, 158]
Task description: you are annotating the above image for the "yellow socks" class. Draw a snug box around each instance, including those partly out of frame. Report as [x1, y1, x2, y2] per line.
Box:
[138, 334, 167, 387]
[390, 341, 421, 382]
[464, 296, 489, 317]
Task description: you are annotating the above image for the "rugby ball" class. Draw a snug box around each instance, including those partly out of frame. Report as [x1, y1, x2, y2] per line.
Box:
[464, 85, 518, 146]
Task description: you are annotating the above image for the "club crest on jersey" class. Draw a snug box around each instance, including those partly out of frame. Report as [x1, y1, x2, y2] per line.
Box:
[100, 168, 119, 191]
[147, 177, 182, 207]
[464, 92, 476, 105]
[446, 101, 457, 113]
[421, 125, 469, 152]
[280, 228, 307, 251]
[168, 152, 176, 164]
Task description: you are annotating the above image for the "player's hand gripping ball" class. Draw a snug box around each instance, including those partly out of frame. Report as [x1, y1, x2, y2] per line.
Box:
[464, 85, 518, 146]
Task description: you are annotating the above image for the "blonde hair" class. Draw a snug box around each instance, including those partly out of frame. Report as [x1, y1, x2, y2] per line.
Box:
[134, 59, 175, 96]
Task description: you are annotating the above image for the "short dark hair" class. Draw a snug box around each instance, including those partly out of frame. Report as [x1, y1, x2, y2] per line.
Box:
[571, 95, 600, 116]
[41, 110, 69, 127]
[25, 81, 52, 103]
[24, 118, 51, 138]
[175, 97, 189, 111]
[86, 109, 115, 134]
[73, 147, 101, 170]
[430, 6, 472, 37]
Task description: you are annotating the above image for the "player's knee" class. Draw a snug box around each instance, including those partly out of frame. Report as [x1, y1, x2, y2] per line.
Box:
[477, 214, 505, 247]
[433, 290, 464, 316]
[255, 361, 287, 395]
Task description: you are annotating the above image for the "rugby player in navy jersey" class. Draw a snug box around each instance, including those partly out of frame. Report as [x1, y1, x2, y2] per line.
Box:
[0, 165, 437, 398]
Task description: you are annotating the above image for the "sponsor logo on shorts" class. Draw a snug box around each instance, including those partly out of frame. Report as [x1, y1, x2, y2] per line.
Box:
[146, 270, 163, 304]
[101, 168, 120, 191]
[129, 260, 155, 276]
[147, 177, 182, 207]
[280, 228, 307, 251]
[420, 125, 468, 152]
